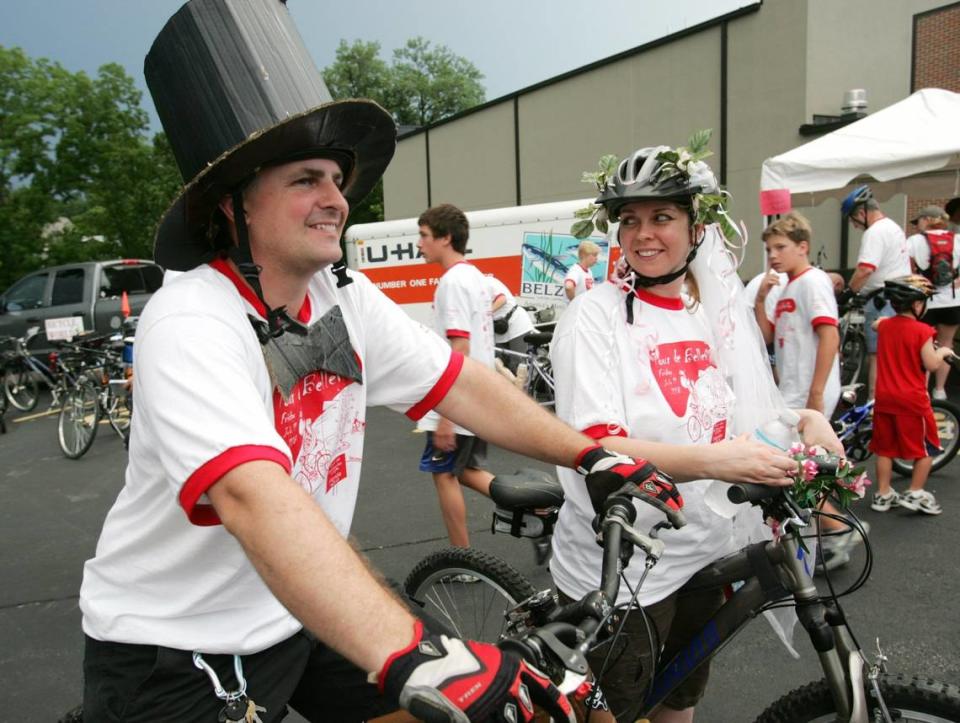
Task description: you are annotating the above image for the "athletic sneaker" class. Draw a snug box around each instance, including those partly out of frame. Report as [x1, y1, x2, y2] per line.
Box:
[932, 388, 948, 401]
[870, 490, 900, 512]
[897, 489, 943, 515]
[815, 520, 870, 575]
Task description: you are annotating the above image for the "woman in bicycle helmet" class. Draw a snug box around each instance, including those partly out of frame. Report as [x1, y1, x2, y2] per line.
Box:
[550, 134, 843, 722]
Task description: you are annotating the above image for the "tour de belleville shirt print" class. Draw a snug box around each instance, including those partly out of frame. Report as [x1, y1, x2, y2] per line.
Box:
[649, 340, 727, 443]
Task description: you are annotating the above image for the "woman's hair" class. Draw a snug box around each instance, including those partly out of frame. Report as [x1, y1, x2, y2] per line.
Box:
[762, 212, 812, 245]
[684, 270, 701, 309]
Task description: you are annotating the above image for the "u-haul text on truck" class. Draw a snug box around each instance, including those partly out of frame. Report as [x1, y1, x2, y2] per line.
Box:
[344, 199, 616, 325]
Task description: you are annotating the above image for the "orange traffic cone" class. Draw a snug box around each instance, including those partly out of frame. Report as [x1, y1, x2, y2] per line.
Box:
[121, 290, 131, 318]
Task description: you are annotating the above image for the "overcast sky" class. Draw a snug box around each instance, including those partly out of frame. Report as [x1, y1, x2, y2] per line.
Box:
[1, 0, 755, 130]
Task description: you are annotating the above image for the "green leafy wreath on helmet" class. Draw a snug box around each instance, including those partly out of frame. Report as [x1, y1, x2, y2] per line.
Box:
[571, 129, 738, 243]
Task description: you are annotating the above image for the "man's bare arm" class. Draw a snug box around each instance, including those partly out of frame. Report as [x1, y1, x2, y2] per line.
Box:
[848, 265, 873, 293]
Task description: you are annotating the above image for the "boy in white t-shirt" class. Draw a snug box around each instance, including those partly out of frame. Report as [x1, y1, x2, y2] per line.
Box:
[416, 204, 496, 548]
[563, 240, 600, 301]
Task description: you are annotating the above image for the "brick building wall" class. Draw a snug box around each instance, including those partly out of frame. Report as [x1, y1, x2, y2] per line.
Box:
[907, 2, 960, 224]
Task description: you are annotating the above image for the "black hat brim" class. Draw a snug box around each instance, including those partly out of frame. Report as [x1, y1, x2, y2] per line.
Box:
[155, 99, 396, 271]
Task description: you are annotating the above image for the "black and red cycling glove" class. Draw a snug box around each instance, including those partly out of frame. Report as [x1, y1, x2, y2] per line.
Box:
[576, 445, 685, 528]
[379, 620, 574, 722]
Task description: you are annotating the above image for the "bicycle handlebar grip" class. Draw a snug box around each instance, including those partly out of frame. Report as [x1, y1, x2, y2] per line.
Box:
[727, 483, 779, 505]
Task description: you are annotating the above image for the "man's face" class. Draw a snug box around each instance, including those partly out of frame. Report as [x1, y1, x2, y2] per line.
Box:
[848, 207, 867, 231]
[417, 225, 449, 264]
[240, 158, 349, 273]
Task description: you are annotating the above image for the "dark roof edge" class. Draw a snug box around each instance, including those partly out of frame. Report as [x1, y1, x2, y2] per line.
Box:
[398, 2, 763, 141]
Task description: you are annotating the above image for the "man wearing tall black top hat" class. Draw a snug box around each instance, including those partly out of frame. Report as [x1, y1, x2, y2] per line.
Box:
[77, 1, 680, 720]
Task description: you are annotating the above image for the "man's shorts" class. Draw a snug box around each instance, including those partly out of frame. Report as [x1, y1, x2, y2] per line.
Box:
[419, 433, 488, 476]
[923, 305, 960, 327]
[864, 297, 895, 353]
[558, 585, 724, 719]
[870, 409, 942, 460]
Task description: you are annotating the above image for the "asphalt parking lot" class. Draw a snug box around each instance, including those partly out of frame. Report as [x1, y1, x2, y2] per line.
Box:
[1, 397, 958, 721]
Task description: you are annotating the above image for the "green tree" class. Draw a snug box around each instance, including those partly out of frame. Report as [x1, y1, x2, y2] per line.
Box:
[323, 37, 485, 226]
[0, 46, 180, 289]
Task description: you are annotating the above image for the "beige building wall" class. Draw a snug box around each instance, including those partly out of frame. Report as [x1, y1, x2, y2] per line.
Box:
[383, 133, 428, 220]
[427, 101, 516, 211]
[517, 28, 722, 206]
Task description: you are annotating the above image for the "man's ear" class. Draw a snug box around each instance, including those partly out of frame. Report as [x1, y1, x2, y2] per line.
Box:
[218, 195, 236, 224]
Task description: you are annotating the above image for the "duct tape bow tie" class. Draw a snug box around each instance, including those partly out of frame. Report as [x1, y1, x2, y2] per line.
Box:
[254, 305, 362, 399]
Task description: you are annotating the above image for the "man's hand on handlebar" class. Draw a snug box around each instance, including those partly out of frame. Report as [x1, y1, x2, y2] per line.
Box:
[379, 620, 574, 723]
[576, 445, 685, 528]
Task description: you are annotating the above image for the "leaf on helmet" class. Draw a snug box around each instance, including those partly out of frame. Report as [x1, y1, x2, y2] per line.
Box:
[598, 154, 619, 176]
[687, 129, 713, 155]
[571, 218, 595, 239]
[574, 205, 596, 219]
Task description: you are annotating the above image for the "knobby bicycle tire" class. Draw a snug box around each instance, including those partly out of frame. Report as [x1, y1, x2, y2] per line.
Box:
[4, 364, 39, 412]
[404, 547, 536, 644]
[892, 399, 960, 477]
[57, 381, 101, 459]
[754, 673, 960, 722]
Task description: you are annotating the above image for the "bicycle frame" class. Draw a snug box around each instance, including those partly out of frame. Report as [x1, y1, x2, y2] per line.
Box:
[495, 346, 555, 406]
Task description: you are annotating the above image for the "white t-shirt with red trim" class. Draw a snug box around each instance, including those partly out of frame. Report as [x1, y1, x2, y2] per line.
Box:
[418, 261, 495, 434]
[856, 217, 911, 293]
[80, 261, 457, 654]
[486, 275, 536, 343]
[907, 231, 960, 309]
[563, 263, 594, 300]
[549, 282, 737, 606]
[772, 267, 841, 415]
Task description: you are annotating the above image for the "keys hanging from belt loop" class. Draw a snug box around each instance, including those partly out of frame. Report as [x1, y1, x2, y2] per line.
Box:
[193, 651, 265, 722]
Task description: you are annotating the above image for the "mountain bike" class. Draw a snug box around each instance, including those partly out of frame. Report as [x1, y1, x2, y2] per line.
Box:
[837, 289, 884, 386]
[406, 470, 960, 721]
[495, 331, 555, 407]
[834, 380, 960, 477]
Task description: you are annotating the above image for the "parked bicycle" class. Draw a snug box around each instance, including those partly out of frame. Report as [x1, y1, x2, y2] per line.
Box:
[837, 288, 884, 386]
[495, 331, 556, 407]
[406, 469, 960, 721]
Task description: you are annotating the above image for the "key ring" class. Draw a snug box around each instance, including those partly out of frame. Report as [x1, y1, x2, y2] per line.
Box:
[193, 651, 247, 701]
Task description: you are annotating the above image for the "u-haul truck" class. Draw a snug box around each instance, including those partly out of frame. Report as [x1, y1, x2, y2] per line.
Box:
[343, 199, 617, 325]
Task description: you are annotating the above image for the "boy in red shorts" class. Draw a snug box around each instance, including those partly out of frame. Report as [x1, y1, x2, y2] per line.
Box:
[870, 276, 954, 515]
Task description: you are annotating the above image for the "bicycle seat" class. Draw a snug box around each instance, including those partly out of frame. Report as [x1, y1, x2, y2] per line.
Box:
[490, 469, 564, 510]
[523, 331, 553, 348]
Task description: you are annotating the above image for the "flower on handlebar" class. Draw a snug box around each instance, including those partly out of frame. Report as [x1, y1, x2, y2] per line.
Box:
[787, 444, 871, 510]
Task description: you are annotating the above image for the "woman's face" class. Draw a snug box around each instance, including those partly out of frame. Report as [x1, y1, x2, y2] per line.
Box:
[617, 200, 694, 280]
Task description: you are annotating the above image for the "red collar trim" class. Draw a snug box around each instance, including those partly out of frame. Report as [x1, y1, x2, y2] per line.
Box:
[787, 266, 813, 284]
[209, 258, 311, 323]
[578, 263, 591, 272]
[634, 288, 684, 310]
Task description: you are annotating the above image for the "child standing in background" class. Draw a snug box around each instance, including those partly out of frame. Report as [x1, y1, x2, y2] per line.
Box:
[563, 240, 600, 301]
[870, 276, 954, 515]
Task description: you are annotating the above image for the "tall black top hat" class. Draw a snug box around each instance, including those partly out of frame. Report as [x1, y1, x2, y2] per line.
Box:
[146, 0, 396, 271]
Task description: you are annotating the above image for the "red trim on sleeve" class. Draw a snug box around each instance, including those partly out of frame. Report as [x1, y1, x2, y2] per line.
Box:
[574, 444, 602, 469]
[179, 445, 292, 526]
[635, 288, 684, 310]
[581, 423, 628, 440]
[811, 316, 839, 328]
[406, 352, 465, 420]
[857, 262, 877, 271]
[446, 329, 470, 339]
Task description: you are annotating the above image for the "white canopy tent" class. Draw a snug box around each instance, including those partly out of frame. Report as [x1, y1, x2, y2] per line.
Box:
[760, 88, 960, 207]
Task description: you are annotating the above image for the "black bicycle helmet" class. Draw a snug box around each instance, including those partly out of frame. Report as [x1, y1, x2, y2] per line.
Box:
[884, 275, 934, 311]
[596, 146, 721, 292]
[840, 185, 873, 218]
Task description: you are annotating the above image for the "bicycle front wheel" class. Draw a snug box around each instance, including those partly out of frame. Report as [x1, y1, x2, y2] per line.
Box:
[754, 673, 960, 722]
[892, 399, 960, 476]
[4, 364, 39, 411]
[839, 329, 865, 386]
[57, 381, 100, 459]
[404, 547, 537, 643]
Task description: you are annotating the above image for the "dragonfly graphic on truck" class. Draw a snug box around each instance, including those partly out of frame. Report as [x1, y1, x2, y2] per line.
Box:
[344, 199, 615, 326]
[521, 232, 608, 303]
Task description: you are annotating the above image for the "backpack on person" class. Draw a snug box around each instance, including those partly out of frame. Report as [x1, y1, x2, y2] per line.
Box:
[921, 230, 958, 291]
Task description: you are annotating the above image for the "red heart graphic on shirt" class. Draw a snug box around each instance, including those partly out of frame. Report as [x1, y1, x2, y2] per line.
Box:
[649, 341, 715, 417]
[274, 371, 353, 472]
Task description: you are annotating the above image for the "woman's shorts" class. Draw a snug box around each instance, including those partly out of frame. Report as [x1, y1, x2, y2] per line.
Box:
[869, 409, 941, 459]
[922, 305, 960, 327]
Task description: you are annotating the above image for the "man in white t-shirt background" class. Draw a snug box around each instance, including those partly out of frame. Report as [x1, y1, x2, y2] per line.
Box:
[563, 239, 600, 301]
[842, 185, 912, 397]
[416, 203, 497, 549]
[486, 274, 536, 370]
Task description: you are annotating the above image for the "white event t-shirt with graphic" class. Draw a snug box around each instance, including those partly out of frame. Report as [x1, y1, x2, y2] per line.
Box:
[418, 261, 495, 435]
[856, 217, 911, 292]
[550, 283, 737, 606]
[563, 263, 594, 301]
[80, 261, 457, 654]
[773, 267, 841, 415]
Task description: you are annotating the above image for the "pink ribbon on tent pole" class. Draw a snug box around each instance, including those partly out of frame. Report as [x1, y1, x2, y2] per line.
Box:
[760, 189, 792, 215]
